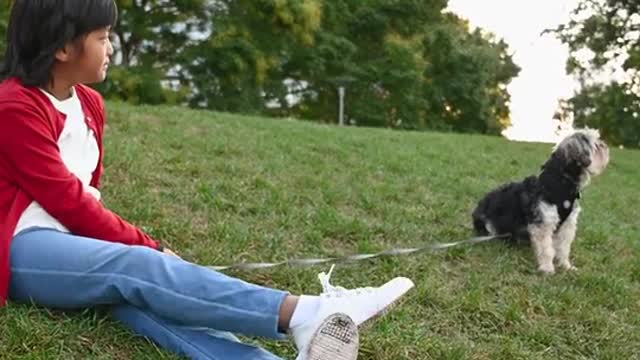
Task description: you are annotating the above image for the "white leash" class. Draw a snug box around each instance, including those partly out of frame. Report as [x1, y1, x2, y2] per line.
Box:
[207, 234, 508, 271]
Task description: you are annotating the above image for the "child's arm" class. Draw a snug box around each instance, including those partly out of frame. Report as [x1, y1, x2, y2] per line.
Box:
[0, 103, 161, 250]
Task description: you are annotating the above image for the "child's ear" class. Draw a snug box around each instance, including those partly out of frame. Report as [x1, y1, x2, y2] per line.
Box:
[55, 45, 72, 62]
[55, 41, 80, 63]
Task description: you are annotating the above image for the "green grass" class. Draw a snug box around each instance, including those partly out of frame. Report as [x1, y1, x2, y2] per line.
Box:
[1, 102, 639, 359]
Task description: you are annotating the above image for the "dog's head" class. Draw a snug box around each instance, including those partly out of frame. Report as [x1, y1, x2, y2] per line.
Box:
[553, 128, 610, 178]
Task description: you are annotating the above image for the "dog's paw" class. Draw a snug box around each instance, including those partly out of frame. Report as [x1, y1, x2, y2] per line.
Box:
[559, 262, 578, 271]
[538, 264, 555, 275]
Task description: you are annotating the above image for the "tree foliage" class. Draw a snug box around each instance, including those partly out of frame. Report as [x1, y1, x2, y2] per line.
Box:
[0, 0, 520, 134]
[0, 2, 9, 56]
[554, 0, 640, 147]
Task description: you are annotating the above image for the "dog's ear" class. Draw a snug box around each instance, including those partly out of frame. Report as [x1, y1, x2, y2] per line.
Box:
[572, 146, 592, 168]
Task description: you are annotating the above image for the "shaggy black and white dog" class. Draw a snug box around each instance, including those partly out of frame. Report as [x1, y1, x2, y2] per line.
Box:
[472, 129, 610, 274]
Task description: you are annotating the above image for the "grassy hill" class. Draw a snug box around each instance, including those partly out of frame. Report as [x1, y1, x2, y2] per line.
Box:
[1, 102, 638, 359]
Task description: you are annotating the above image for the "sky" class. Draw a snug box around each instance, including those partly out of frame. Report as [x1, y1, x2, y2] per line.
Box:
[447, 0, 582, 143]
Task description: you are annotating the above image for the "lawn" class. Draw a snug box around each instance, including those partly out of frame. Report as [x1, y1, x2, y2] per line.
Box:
[1, 102, 638, 359]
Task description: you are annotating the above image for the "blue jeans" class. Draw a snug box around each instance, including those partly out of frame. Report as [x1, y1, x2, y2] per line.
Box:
[9, 228, 289, 360]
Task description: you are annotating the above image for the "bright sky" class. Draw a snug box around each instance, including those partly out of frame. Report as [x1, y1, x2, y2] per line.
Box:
[447, 0, 581, 143]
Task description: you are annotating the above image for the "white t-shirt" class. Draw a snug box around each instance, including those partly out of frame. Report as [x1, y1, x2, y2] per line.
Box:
[14, 87, 101, 235]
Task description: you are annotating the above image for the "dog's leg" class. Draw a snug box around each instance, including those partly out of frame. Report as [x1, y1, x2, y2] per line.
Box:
[553, 206, 581, 271]
[529, 202, 560, 274]
[529, 224, 556, 274]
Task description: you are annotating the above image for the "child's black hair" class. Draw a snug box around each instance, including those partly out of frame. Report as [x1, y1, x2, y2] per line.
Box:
[0, 0, 117, 87]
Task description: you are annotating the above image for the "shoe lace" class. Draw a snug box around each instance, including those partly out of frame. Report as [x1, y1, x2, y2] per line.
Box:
[317, 264, 375, 297]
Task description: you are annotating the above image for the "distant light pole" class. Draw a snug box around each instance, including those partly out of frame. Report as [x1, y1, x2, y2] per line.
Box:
[338, 86, 346, 126]
[330, 75, 355, 126]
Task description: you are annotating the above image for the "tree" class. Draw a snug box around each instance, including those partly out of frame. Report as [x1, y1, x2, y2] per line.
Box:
[273, 1, 519, 133]
[0, 0, 520, 135]
[96, 0, 211, 105]
[0, 2, 10, 57]
[180, 0, 324, 112]
[282, 0, 442, 128]
[554, 0, 640, 147]
[561, 82, 640, 146]
[422, 14, 519, 133]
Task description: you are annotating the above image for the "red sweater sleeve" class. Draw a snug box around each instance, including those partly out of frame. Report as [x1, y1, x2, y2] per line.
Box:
[0, 103, 160, 249]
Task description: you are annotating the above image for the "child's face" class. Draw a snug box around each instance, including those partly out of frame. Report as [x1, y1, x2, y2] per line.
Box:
[62, 27, 113, 85]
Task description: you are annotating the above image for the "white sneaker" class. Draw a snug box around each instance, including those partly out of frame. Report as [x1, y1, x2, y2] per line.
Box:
[316, 264, 415, 326]
[291, 265, 415, 359]
[293, 312, 359, 360]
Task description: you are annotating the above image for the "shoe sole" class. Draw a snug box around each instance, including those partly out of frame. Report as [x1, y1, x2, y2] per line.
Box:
[304, 313, 359, 360]
[359, 279, 414, 330]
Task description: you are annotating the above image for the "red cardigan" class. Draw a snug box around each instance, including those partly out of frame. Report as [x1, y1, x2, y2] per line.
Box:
[0, 78, 160, 305]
